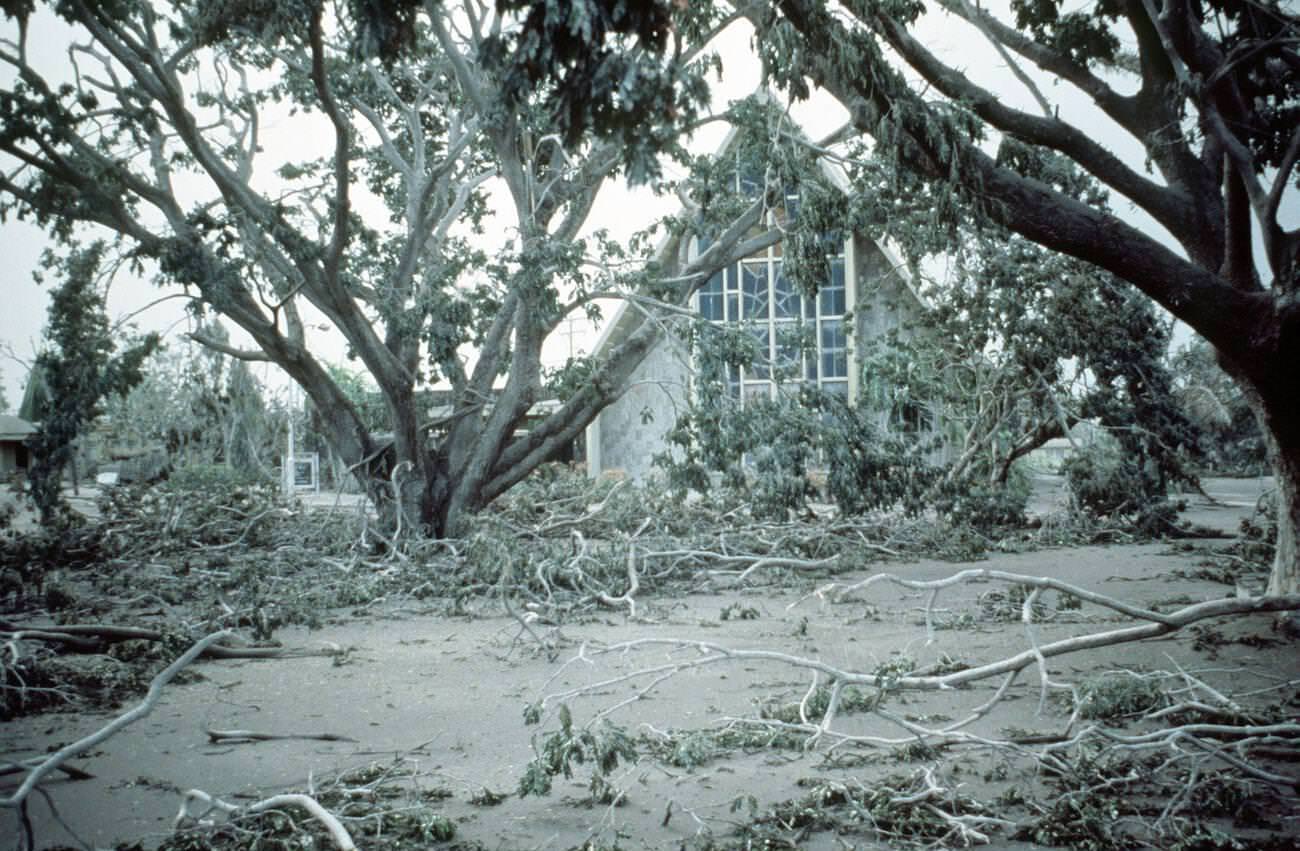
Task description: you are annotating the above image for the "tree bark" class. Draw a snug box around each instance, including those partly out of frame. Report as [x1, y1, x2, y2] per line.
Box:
[1268, 442, 1299, 597]
[1235, 366, 1300, 597]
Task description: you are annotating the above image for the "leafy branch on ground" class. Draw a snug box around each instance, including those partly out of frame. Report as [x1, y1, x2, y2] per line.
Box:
[524, 568, 1300, 849]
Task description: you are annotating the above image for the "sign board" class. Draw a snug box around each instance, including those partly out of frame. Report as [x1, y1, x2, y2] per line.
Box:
[284, 453, 319, 493]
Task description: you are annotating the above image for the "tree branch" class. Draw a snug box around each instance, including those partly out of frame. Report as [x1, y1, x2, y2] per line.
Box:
[1, 631, 232, 810]
[187, 331, 272, 362]
[308, 6, 352, 294]
[865, 5, 1196, 244]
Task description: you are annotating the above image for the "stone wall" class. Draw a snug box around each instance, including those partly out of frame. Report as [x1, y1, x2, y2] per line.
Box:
[590, 330, 690, 481]
[853, 235, 923, 344]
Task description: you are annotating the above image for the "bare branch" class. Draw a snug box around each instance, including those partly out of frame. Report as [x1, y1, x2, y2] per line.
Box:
[188, 331, 272, 362]
[1, 631, 232, 809]
[176, 790, 356, 851]
[308, 6, 352, 292]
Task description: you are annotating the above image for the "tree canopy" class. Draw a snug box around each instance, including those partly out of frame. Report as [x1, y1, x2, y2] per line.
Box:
[2, 0, 1297, 593]
[736, 0, 1298, 594]
[0, 0, 790, 536]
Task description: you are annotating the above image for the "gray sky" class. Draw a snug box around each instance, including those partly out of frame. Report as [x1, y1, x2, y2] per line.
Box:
[1, 5, 1294, 413]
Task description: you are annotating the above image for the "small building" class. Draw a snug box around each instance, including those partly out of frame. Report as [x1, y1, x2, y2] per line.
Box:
[585, 125, 929, 481]
[0, 414, 35, 477]
[1026, 422, 1108, 473]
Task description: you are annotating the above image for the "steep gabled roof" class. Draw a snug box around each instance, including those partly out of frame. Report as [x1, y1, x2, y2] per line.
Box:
[588, 102, 921, 360]
[0, 414, 36, 440]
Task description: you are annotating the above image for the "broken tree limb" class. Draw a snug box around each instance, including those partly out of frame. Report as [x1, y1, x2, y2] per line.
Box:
[0, 622, 336, 659]
[175, 789, 357, 851]
[204, 729, 358, 744]
[0, 623, 161, 642]
[0, 759, 93, 781]
[1, 630, 103, 652]
[543, 593, 1300, 705]
[594, 544, 641, 617]
[201, 644, 336, 660]
[0, 631, 232, 810]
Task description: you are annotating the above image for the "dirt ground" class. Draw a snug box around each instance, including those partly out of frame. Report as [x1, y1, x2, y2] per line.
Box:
[2, 476, 1296, 850]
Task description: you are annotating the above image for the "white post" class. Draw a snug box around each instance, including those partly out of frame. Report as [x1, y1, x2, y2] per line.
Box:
[283, 385, 296, 496]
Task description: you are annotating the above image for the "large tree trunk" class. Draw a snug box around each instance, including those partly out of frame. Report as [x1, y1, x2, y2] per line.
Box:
[1268, 444, 1300, 597]
[1252, 396, 1300, 598]
[1231, 360, 1299, 597]
[383, 386, 431, 539]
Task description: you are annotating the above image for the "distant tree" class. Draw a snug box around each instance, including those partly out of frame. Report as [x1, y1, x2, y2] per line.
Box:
[106, 324, 280, 480]
[302, 364, 391, 488]
[24, 244, 159, 523]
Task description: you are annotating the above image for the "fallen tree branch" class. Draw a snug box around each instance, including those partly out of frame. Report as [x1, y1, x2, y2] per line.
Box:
[204, 729, 358, 744]
[0, 622, 337, 660]
[801, 568, 1187, 629]
[1, 630, 103, 652]
[175, 789, 356, 851]
[593, 544, 641, 617]
[1, 631, 231, 811]
[0, 622, 161, 643]
[0, 759, 93, 781]
[539, 592, 1300, 710]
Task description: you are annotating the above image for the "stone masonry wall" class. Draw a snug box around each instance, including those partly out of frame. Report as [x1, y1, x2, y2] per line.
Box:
[594, 331, 691, 481]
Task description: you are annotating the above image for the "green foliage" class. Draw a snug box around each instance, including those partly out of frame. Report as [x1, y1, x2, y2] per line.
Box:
[168, 462, 263, 493]
[102, 464, 284, 552]
[25, 244, 159, 524]
[1171, 340, 1268, 475]
[979, 582, 1049, 622]
[161, 759, 458, 851]
[817, 394, 941, 517]
[1022, 792, 1138, 850]
[1062, 443, 1182, 535]
[1062, 443, 1133, 516]
[872, 655, 917, 691]
[759, 681, 882, 724]
[1235, 494, 1278, 567]
[2, 641, 155, 720]
[1074, 672, 1168, 721]
[543, 356, 598, 404]
[719, 602, 759, 621]
[734, 772, 995, 848]
[1010, 0, 1122, 67]
[931, 471, 1031, 532]
[868, 235, 1202, 503]
[973, 582, 1081, 623]
[659, 323, 940, 520]
[518, 704, 637, 803]
[320, 364, 388, 431]
[662, 730, 719, 770]
[481, 1, 718, 183]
